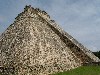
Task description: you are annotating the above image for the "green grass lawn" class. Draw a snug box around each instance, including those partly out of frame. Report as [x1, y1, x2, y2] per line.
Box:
[52, 66, 100, 75]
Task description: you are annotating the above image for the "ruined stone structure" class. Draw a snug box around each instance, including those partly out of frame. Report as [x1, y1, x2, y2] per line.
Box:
[0, 5, 100, 75]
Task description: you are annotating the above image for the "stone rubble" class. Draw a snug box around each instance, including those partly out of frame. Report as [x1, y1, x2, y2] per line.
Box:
[0, 5, 100, 75]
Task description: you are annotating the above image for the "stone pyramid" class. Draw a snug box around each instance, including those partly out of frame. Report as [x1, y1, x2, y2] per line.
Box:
[0, 5, 100, 75]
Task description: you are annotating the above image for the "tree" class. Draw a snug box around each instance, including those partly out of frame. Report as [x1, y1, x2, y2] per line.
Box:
[93, 51, 100, 59]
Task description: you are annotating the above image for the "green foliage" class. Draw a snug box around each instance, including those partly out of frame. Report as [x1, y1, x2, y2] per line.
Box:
[93, 51, 100, 59]
[52, 66, 100, 75]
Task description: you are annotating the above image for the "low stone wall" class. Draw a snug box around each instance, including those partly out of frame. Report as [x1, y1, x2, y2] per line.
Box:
[83, 62, 100, 66]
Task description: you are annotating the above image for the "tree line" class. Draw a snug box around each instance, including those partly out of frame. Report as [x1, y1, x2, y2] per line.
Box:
[93, 51, 100, 59]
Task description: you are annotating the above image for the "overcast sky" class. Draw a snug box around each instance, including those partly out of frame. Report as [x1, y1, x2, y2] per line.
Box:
[0, 0, 100, 52]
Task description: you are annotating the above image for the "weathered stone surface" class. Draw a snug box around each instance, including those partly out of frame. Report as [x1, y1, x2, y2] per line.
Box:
[0, 5, 100, 75]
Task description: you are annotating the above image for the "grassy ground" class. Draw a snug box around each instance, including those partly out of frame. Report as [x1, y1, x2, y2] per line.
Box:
[52, 66, 100, 75]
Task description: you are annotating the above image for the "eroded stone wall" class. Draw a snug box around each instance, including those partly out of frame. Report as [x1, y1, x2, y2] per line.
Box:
[0, 6, 82, 75]
[0, 5, 99, 75]
[34, 5, 100, 63]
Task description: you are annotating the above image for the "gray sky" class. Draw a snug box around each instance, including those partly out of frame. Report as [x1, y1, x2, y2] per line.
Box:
[0, 0, 100, 52]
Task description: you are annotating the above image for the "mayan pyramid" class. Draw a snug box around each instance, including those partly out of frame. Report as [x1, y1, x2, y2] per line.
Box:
[0, 5, 100, 75]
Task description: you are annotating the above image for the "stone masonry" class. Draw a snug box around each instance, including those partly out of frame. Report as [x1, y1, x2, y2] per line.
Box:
[0, 5, 100, 75]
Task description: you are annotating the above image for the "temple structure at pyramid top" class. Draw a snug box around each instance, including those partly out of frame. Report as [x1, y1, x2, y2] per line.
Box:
[0, 5, 100, 75]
